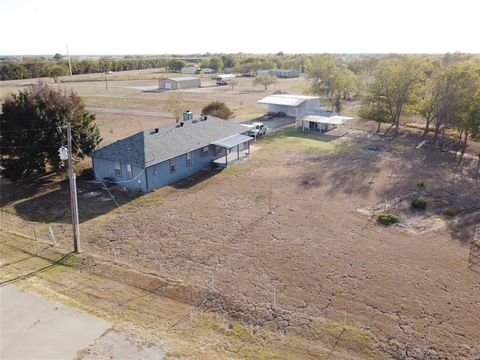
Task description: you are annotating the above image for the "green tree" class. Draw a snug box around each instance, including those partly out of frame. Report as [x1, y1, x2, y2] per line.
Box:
[252, 75, 278, 91]
[362, 56, 426, 133]
[0, 83, 102, 181]
[167, 59, 186, 72]
[306, 54, 359, 112]
[201, 101, 233, 119]
[48, 64, 68, 83]
[53, 53, 63, 61]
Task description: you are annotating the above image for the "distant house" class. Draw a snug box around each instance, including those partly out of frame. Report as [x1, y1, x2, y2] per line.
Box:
[90, 115, 252, 193]
[257, 94, 321, 118]
[256, 69, 300, 78]
[212, 74, 235, 85]
[269, 69, 300, 78]
[181, 66, 200, 74]
[158, 76, 201, 90]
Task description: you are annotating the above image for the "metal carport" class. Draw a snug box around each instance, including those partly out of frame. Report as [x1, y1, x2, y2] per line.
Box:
[211, 134, 253, 167]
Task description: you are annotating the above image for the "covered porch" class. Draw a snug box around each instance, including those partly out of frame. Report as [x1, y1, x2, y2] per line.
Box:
[301, 114, 353, 133]
[211, 134, 253, 168]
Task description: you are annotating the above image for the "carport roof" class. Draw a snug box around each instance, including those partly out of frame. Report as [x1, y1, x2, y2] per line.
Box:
[302, 114, 353, 125]
[211, 134, 253, 149]
[257, 94, 319, 107]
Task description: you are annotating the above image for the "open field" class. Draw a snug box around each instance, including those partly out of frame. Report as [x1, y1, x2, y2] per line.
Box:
[1, 68, 480, 359]
[2, 127, 479, 359]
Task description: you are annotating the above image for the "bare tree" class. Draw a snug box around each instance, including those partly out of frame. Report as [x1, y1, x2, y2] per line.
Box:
[163, 92, 185, 123]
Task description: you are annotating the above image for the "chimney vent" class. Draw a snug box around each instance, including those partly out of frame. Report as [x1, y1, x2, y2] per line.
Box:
[154, 128, 159, 133]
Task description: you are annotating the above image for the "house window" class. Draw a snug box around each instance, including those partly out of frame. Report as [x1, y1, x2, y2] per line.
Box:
[126, 164, 133, 179]
[215, 145, 222, 155]
[169, 158, 176, 173]
[186, 152, 192, 167]
[114, 161, 122, 177]
[202, 146, 209, 156]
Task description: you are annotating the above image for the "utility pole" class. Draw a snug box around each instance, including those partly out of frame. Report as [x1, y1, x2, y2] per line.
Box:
[66, 45, 73, 77]
[65, 123, 81, 252]
[104, 72, 109, 91]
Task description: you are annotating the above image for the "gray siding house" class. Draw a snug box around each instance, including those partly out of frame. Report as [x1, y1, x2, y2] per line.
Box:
[90, 116, 252, 193]
[158, 76, 201, 90]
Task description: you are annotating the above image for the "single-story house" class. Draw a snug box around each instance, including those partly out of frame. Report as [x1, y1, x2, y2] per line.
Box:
[158, 76, 201, 90]
[257, 94, 321, 118]
[90, 115, 252, 193]
[301, 112, 353, 132]
[256, 69, 300, 78]
[181, 66, 200, 74]
[269, 69, 300, 78]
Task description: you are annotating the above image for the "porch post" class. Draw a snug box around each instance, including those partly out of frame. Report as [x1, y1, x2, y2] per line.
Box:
[225, 147, 228, 167]
[237, 145, 239, 159]
[248, 141, 250, 155]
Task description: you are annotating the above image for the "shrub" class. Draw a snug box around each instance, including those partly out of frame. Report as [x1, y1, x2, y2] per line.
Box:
[201, 101, 233, 119]
[377, 213, 400, 225]
[411, 196, 427, 210]
[443, 207, 457, 217]
[416, 181, 426, 191]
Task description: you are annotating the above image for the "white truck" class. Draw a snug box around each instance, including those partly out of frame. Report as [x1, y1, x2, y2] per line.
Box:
[241, 122, 267, 138]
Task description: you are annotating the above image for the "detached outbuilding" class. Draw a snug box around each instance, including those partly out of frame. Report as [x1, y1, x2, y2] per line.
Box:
[257, 94, 321, 118]
[301, 112, 353, 132]
[158, 76, 201, 90]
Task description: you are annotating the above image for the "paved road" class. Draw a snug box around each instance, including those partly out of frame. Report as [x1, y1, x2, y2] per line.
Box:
[239, 116, 295, 132]
[1, 286, 110, 360]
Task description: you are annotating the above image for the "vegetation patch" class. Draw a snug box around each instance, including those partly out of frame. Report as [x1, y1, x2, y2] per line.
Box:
[411, 196, 427, 210]
[377, 213, 400, 225]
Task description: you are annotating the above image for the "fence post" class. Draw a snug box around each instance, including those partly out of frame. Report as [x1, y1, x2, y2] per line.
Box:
[49, 227, 57, 247]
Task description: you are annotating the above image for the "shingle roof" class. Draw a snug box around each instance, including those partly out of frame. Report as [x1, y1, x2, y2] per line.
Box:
[90, 117, 248, 167]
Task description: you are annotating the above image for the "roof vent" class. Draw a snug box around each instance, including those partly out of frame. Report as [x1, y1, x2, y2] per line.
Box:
[183, 111, 193, 122]
[154, 128, 159, 133]
[201, 116, 208, 121]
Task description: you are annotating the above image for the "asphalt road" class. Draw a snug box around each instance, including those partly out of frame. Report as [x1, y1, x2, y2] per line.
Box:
[1, 286, 110, 360]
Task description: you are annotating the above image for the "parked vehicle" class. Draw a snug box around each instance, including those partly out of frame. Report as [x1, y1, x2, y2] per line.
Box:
[248, 122, 267, 137]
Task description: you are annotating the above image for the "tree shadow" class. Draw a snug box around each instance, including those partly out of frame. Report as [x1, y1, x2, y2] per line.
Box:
[7, 177, 138, 224]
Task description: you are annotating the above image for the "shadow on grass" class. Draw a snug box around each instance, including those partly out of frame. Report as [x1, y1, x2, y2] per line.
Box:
[6, 176, 138, 224]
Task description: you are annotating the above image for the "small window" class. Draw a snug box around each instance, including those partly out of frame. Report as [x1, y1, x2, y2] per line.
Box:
[169, 158, 176, 173]
[202, 146, 209, 156]
[215, 145, 222, 155]
[186, 152, 192, 167]
[126, 164, 133, 179]
[114, 161, 122, 177]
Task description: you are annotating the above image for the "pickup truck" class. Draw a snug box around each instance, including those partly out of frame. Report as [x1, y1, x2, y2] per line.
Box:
[243, 122, 267, 138]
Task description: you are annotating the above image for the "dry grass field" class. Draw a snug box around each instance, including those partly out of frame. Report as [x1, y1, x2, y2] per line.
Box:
[1, 69, 480, 359]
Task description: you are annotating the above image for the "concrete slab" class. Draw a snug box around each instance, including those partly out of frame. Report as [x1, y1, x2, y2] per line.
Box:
[1, 286, 110, 360]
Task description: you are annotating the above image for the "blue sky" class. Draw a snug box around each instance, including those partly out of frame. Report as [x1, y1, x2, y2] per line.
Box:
[1, 0, 479, 55]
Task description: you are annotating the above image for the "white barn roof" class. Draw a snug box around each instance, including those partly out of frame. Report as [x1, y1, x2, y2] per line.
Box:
[257, 94, 319, 107]
[165, 76, 200, 82]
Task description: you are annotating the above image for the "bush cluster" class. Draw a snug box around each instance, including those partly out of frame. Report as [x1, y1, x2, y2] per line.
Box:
[411, 196, 427, 210]
[377, 213, 400, 225]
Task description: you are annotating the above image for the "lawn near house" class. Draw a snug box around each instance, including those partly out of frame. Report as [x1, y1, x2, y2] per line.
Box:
[1, 127, 479, 359]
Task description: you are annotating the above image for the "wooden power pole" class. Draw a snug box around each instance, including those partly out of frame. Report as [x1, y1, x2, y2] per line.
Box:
[66, 123, 81, 252]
